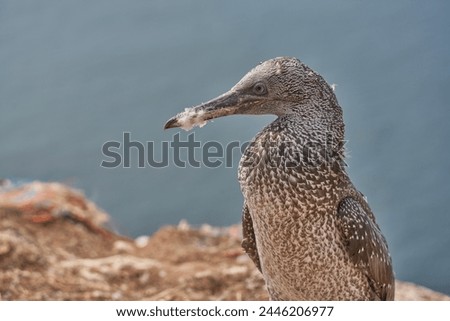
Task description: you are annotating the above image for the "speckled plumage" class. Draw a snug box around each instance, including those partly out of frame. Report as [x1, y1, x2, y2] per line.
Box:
[165, 57, 394, 300]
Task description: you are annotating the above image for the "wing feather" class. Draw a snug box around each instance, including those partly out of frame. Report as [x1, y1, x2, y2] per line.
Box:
[241, 203, 262, 273]
[337, 197, 395, 300]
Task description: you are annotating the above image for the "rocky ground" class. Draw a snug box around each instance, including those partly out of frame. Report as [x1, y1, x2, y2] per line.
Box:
[0, 181, 448, 301]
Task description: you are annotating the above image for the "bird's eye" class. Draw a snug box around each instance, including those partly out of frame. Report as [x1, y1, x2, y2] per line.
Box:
[252, 82, 267, 95]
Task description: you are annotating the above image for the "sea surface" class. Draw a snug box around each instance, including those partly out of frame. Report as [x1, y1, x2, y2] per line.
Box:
[1, 1, 449, 295]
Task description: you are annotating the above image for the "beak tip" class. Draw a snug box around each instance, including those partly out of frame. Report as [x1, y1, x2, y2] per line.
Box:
[164, 117, 178, 130]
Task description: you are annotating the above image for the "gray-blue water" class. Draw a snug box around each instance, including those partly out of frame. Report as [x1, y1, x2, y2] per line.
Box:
[1, 1, 449, 295]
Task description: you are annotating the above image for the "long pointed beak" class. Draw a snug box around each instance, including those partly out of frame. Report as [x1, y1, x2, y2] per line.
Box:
[164, 91, 240, 131]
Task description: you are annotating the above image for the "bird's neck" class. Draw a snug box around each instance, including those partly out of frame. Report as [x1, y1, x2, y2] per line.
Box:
[239, 117, 349, 196]
[266, 115, 346, 171]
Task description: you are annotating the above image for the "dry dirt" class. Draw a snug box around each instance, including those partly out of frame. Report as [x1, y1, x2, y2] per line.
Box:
[0, 181, 448, 301]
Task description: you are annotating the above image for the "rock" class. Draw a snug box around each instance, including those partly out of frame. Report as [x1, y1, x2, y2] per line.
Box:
[0, 181, 448, 300]
[395, 281, 450, 301]
[134, 235, 150, 248]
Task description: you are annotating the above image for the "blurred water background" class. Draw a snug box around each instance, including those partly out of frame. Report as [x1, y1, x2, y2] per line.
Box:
[1, 1, 449, 294]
